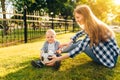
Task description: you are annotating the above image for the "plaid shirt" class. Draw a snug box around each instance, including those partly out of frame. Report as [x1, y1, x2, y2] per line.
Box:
[69, 30, 120, 68]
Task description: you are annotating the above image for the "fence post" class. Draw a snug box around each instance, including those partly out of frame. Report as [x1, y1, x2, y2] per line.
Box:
[72, 17, 75, 32]
[23, 5, 27, 43]
[50, 12, 54, 29]
[64, 16, 67, 33]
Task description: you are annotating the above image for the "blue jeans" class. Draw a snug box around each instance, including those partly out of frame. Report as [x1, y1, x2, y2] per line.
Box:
[62, 40, 101, 64]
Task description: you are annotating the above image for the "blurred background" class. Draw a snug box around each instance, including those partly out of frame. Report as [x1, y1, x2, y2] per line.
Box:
[0, 0, 120, 47]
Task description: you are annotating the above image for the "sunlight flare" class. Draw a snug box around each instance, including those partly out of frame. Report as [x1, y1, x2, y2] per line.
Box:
[114, 0, 120, 5]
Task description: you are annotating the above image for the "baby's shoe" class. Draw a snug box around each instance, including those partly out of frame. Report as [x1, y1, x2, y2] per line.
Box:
[31, 60, 44, 68]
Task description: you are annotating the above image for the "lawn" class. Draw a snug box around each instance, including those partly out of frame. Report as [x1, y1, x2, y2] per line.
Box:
[0, 32, 120, 80]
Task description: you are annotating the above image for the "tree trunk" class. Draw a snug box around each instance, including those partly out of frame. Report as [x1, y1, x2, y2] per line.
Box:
[1, 0, 8, 35]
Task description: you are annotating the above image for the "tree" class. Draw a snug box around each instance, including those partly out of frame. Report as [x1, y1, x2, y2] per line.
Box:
[11, 0, 46, 13]
[1, 0, 6, 19]
[46, 0, 67, 17]
[1, 0, 8, 35]
[11, 0, 76, 18]
[46, 0, 75, 18]
[76, 0, 118, 23]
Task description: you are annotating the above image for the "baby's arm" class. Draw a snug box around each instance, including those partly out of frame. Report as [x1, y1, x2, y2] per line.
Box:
[40, 50, 44, 59]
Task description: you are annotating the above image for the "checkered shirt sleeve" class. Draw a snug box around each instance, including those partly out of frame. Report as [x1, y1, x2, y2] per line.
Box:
[69, 31, 90, 57]
[71, 30, 85, 42]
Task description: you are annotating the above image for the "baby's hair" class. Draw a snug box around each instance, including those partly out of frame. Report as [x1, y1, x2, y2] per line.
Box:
[46, 29, 56, 35]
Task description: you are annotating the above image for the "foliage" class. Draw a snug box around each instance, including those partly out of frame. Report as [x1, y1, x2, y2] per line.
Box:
[46, 0, 75, 18]
[10, 0, 76, 18]
[90, 0, 114, 22]
[1, 0, 120, 24]
[11, 0, 46, 13]
[76, 0, 120, 24]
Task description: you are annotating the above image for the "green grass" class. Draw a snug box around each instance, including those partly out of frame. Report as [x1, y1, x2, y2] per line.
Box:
[0, 32, 120, 80]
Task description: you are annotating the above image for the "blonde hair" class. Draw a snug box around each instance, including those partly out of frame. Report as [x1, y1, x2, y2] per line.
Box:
[74, 5, 114, 46]
[46, 29, 56, 36]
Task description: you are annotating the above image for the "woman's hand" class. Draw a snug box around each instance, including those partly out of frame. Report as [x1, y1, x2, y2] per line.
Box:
[46, 54, 70, 66]
[45, 56, 58, 66]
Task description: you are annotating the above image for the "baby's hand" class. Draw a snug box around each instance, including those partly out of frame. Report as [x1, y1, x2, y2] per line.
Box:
[59, 44, 64, 49]
[56, 50, 62, 54]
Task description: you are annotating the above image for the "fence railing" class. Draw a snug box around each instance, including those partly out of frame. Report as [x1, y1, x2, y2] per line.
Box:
[0, 11, 79, 47]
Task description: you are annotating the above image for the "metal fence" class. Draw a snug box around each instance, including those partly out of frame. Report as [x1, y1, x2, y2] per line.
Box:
[0, 11, 79, 47]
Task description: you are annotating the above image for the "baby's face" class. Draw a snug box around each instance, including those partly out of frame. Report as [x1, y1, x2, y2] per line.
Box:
[46, 33, 56, 43]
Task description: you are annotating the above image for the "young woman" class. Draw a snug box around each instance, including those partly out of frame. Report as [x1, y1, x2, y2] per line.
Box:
[46, 5, 120, 68]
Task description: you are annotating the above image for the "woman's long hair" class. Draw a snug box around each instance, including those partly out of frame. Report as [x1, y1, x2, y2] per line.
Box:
[74, 5, 114, 46]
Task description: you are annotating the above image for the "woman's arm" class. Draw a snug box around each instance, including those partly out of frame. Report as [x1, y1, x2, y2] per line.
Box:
[59, 39, 73, 48]
[71, 30, 85, 42]
[56, 39, 73, 54]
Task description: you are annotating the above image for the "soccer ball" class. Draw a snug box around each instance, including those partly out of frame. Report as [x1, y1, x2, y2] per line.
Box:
[41, 50, 56, 64]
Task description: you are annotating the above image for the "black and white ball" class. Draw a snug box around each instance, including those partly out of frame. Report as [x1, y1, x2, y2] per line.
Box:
[41, 50, 56, 64]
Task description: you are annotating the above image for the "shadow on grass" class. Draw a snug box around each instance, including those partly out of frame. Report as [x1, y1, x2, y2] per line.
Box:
[0, 59, 116, 80]
[63, 61, 114, 80]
